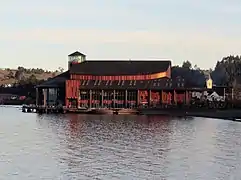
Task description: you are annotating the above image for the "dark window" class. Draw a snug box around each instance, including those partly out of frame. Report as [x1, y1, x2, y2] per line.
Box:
[86, 80, 90, 85]
[94, 80, 98, 86]
[129, 80, 133, 86]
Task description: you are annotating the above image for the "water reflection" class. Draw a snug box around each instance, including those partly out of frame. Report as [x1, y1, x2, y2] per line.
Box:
[35, 114, 241, 179]
[1, 107, 241, 179]
[36, 114, 174, 179]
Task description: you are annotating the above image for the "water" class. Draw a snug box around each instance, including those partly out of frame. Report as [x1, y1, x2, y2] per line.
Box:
[0, 106, 241, 179]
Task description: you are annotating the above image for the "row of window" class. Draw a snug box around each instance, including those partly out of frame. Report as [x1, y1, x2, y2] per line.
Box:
[78, 80, 184, 87]
[79, 80, 138, 86]
[151, 82, 184, 87]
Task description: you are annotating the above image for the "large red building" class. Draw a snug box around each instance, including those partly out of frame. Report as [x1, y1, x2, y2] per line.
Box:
[36, 51, 189, 109]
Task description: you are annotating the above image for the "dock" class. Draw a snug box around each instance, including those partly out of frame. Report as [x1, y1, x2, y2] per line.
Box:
[21, 105, 139, 115]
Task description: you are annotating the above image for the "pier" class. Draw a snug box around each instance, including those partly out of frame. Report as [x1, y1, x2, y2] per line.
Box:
[22, 105, 139, 115]
[22, 105, 65, 114]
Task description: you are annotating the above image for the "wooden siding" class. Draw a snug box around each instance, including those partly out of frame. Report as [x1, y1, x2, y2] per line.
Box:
[65, 80, 80, 107]
[70, 68, 170, 81]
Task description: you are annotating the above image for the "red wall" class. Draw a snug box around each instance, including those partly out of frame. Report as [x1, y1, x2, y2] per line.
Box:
[65, 80, 80, 107]
[151, 91, 160, 105]
[139, 90, 148, 104]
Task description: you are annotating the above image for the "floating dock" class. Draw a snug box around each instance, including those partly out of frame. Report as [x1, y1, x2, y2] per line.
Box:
[21, 105, 139, 115]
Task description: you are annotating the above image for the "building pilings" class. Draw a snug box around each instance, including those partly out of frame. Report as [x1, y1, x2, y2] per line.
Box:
[43, 89, 47, 107]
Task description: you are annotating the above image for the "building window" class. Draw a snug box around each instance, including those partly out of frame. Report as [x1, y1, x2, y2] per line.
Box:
[115, 90, 125, 108]
[121, 81, 125, 86]
[127, 90, 137, 108]
[129, 80, 133, 86]
[133, 80, 136, 86]
[94, 80, 98, 86]
[86, 80, 90, 85]
[103, 90, 113, 108]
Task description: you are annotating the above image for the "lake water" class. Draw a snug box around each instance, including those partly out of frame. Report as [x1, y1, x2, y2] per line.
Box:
[0, 106, 241, 179]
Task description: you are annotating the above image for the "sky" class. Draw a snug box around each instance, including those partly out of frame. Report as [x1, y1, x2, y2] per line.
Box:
[0, 0, 241, 71]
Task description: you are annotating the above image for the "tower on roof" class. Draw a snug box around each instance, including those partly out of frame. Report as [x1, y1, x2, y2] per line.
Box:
[206, 74, 213, 89]
[68, 51, 86, 69]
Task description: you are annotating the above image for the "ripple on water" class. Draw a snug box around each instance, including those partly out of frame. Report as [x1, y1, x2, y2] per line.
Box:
[1, 108, 241, 179]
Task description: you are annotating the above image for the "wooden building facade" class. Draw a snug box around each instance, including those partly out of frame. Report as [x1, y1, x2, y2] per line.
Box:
[37, 51, 225, 109]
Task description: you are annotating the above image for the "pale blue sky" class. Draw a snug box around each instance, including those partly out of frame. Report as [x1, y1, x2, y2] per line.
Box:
[0, 0, 241, 70]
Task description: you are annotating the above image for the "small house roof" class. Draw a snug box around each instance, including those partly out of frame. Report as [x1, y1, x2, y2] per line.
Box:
[68, 51, 86, 57]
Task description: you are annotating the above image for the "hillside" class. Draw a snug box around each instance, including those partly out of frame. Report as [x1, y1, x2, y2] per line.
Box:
[0, 67, 61, 86]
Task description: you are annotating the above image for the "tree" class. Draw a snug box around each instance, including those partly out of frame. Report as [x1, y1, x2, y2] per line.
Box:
[58, 67, 64, 73]
[28, 74, 37, 84]
[182, 60, 192, 69]
[15, 70, 24, 81]
[52, 72, 56, 77]
[211, 55, 241, 86]
[8, 71, 14, 78]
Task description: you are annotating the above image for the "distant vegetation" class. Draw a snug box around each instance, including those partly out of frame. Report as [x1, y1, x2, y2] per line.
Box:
[172, 55, 241, 88]
[0, 66, 63, 87]
[1, 55, 241, 98]
[0, 67, 64, 104]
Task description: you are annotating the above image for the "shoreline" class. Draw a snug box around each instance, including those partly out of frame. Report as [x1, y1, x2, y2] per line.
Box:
[19, 104, 241, 121]
[139, 108, 241, 121]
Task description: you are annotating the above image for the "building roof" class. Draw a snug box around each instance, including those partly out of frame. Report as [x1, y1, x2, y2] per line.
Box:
[36, 71, 70, 88]
[68, 51, 86, 57]
[69, 60, 171, 76]
[77, 78, 185, 90]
